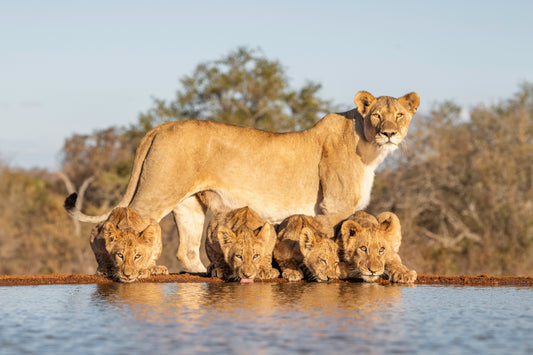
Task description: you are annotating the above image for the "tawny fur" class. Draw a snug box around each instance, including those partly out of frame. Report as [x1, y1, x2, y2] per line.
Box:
[89, 207, 168, 283]
[337, 211, 417, 283]
[205, 207, 279, 281]
[274, 215, 340, 282]
[65, 91, 420, 273]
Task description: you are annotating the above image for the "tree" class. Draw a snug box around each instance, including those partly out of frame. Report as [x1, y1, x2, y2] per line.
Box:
[132, 47, 335, 136]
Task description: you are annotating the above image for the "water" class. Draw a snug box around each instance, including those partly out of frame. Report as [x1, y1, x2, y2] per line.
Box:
[1, 282, 532, 354]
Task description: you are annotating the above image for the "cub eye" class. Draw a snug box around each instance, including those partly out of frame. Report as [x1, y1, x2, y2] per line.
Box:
[359, 246, 367, 253]
[334, 261, 339, 266]
[235, 255, 243, 260]
[379, 247, 385, 255]
[117, 253, 124, 259]
[320, 258, 327, 265]
[396, 112, 404, 120]
[253, 254, 260, 260]
[134, 254, 142, 261]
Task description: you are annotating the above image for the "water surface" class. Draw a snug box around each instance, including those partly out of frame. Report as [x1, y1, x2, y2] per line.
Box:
[1, 282, 532, 354]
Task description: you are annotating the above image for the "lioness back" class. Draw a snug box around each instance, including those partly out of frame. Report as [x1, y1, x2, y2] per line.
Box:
[337, 211, 416, 283]
[274, 215, 340, 282]
[205, 206, 279, 281]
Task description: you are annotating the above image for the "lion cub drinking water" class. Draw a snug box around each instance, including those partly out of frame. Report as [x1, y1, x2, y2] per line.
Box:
[205, 207, 280, 281]
[337, 211, 417, 283]
[274, 215, 340, 282]
[89, 207, 168, 283]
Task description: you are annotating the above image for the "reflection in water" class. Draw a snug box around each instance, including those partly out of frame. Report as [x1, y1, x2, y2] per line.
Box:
[1, 283, 532, 353]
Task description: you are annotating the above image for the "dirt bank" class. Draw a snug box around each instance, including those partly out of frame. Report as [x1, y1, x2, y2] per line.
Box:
[1, 273, 532, 286]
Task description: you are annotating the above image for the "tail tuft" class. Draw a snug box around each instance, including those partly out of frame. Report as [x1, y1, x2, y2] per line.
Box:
[64, 193, 78, 212]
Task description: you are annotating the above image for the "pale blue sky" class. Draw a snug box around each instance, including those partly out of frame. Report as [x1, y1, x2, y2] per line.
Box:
[2, 0, 532, 169]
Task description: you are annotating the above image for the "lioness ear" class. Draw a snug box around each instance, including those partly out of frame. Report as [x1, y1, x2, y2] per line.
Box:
[354, 91, 376, 116]
[377, 212, 402, 253]
[398, 92, 420, 115]
[139, 224, 157, 245]
[340, 220, 362, 243]
[299, 227, 317, 256]
[216, 225, 236, 251]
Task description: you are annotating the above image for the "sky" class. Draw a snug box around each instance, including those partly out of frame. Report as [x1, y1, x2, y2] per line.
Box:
[1, 0, 533, 169]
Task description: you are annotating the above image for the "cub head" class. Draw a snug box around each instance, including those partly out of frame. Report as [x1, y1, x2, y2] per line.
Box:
[300, 227, 340, 282]
[91, 207, 161, 283]
[339, 211, 401, 282]
[217, 222, 276, 281]
[354, 91, 420, 152]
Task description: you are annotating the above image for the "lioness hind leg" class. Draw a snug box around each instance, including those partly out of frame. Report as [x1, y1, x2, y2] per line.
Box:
[173, 197, 208, 273]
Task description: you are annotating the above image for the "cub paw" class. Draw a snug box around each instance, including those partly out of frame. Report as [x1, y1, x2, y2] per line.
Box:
[389, 269, 417, 283]
[282, 269, 304, 282]
[259, 267, 280, 280]
[149, 265, 169, 276]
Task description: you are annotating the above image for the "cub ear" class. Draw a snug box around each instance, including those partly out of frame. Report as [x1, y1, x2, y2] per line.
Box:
[216, 225, 236, 251]
[139, 224, 157, 246]
[340, 220, 362, 243]
[398, 92, 420, 115]
[377, 212, 402, 253]
[103, 222, 118, 244]
[258, 222, 277, 249]
[354, 91, 376, 116]
[299, 227, 317, 256]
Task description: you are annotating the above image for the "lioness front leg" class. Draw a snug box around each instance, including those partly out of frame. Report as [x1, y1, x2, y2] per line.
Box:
[173, 197, 208, 273]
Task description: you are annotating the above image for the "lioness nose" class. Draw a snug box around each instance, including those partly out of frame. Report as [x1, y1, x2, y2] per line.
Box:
[382, 130, 396, 138]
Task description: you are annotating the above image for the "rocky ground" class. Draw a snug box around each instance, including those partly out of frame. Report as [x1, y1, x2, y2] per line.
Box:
[1, 273, 532, 286]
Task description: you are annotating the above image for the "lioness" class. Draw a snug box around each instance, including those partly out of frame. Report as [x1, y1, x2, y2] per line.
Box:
[90, 207, 168, 282]
[274, 215, 340, 282]
[65, 91, 419, 272]
[205, 206, 279, 281]
[337, 211, 417, 283]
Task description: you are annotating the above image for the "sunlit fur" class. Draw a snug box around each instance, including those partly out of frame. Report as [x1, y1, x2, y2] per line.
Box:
[274, 215, 340, 282]
[337, 211, 417, 283]
[90, 207, 168, 283]
[205, 207, 279, 281]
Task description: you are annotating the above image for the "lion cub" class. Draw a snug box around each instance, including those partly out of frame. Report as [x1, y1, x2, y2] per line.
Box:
[274, 215, 340, 282]
[337, 211, 417, 283]
[205, 206, 280, 281]
[90, 207, 168, 283]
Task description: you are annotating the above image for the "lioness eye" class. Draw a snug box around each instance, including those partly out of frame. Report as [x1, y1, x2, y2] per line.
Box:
[360, 246, 367, 253]
[235, 255, 243, 260]
[320, 258, 327, 265]
[134, 254, 142, 261]
[371, 113, 380, 125]
[379, 247, 385, 255]
[396, 113, 404, 120]
[253, 254, 260, 260]
[117, 253, 124, 259]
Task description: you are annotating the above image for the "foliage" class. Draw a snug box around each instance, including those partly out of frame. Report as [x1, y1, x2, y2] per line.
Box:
[131, 47, 335, 137]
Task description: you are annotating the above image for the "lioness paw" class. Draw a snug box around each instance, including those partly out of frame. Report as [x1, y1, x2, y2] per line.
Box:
[149, 265, 169, 275]
[282, 269, 304, 282]
[389, 269, 417, 283]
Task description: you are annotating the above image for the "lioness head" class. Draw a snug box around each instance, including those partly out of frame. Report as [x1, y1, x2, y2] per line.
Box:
[216, 221, 277, 281]
[91, 207, 162, 283]
[338, 211, 401, 282]
[354, 91, 420, 152]
[300, 227, 340, 282]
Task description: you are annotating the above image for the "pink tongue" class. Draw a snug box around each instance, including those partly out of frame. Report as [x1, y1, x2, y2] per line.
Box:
[240, 278, 254, 284]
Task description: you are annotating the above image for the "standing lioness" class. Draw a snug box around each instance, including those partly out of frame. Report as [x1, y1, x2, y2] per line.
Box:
[65, 91, 419, 272]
